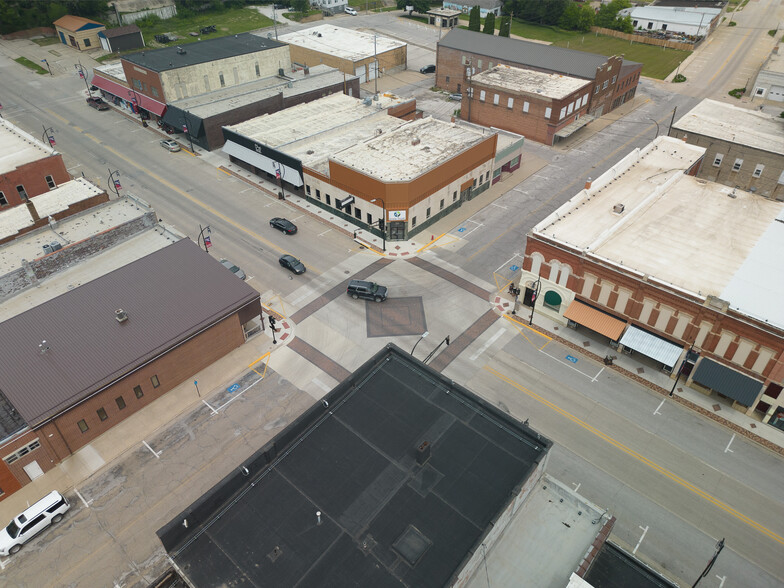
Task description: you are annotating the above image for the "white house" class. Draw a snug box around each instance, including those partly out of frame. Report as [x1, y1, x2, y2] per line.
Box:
[311, 0, 348, 15]
[442, 0, 502, 18]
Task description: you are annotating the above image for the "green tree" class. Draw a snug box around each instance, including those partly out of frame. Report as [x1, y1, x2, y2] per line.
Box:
[292, 0, 308, 12]
[577, 3, 594, 31]
[483, 12, 495, 34]
[468, 5, 481, 31]
[558, 2, 580, 30]
[396, 0, 430, 14]
[498, 15, 511, 37]
[595, 0, 630, 29]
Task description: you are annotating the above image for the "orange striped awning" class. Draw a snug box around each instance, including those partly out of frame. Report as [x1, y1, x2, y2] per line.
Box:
[563, 300, 626, 341]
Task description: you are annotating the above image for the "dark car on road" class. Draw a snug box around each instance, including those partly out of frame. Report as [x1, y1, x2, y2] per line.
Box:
[279, 254, 305, 274]
[347, 279, 388, 302]
[420, 64, 436, 74]
[270, 217, 297, 234]
[86, 97, 109, 111]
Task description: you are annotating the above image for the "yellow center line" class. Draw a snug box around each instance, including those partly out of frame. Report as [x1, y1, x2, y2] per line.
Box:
[41, 107, 326, 273]
[708, 26, 753, 85]
[483, 365, 784, 547]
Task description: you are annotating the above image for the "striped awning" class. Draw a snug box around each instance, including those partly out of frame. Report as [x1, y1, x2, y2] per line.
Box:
[619, 326, 683, 368]
[691, 359, 763, 407]
[563, 300, 626, 341]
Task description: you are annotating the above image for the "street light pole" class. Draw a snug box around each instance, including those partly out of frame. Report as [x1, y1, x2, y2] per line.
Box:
[183, 111, 194, 152]
[41, 125, 56, 149]
[370, 197, 387, 251]
[528, 277, 541, 326]
[669, 343, 694, 397]
[75, 62, 91, 96]
[197, 224, 212, 253]
[127, 89, 146, 125]
[107, 169, 122, 198]
[411, 331, 429, 357]
[692, 538, 725, 588]
[40, 58, 52, 76]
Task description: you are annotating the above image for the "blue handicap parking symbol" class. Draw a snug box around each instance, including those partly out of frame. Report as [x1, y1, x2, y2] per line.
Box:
[566, 355, 578, 364]
[510, 265, 520, 272]
[457, 227, 467, 232]
[227, 383, 240, 393]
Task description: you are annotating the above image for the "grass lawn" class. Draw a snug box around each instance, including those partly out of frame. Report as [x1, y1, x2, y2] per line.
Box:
[453, 19, 690, 79]
[31, 37, 60, 47]
[139, 7, 271, 46]
[282, 9, 321, 22]
[15, 56, 48, 74]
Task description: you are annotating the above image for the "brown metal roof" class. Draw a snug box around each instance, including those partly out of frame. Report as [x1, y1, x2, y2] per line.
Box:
[563, 300, 626, 341]
[0, 239, 259, 427]
[53, 15, 104, 32]
[102, 24, 142, 38]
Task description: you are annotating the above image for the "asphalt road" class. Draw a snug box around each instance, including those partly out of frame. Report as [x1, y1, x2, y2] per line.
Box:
[1, 5, 783, 588]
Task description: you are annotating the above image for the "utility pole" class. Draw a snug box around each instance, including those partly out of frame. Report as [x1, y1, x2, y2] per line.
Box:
[374, 34, 378, 98]
[667, 106, 677, 135]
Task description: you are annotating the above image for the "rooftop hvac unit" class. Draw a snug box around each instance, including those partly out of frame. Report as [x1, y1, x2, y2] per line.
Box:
[613, 203, 625, 214]
[42, 243, 53, 255]
[278, 68, 285, 77]
[115, 309, 129, 323]
[50, 241, 62, 252]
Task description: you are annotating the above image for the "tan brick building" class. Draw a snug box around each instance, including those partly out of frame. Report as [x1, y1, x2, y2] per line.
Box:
[279, 25, 407, 84]
[436, 28, 641, 119]
[465, 64, 593, 146]
[669, 98, 784, 201]
[520, 136, 784, 425]
[0, 240, 262, 501]
[0, 119, 71, 210]
[53, 15, 105, 51]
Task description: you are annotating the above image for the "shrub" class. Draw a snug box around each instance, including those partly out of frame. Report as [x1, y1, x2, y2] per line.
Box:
[673, 73, 686, 83]
[728, 87, 746, 98]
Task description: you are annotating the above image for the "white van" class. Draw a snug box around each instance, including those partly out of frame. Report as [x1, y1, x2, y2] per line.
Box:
[0, 491, 70, 556]
[345, 6, 357, 15]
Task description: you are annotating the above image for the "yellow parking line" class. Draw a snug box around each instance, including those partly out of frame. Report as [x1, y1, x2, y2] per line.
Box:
[416, 232, 446, 253]
[249, 351, 271, 378]
[483, 365, 784, 547]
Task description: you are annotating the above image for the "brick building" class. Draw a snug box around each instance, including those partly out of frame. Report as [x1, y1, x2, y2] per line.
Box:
[0, 119, 71, 210]
[465, 64, 593, 145]
[436, 28, 641, 119]
[0, 239, 262, 500]
[279, 25, 407, 84]
[519, 136, 784, 424]
[669, 98, 784, 201]
[223, 93, 524, 242]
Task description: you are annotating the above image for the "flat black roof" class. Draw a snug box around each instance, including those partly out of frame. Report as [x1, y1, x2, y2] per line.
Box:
[584, 543, 677, 588]
[123, 33, 286, 72]
[158, 344, 550, 587]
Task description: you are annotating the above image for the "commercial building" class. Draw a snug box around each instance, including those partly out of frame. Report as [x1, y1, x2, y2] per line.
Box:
[519, 136, 784, 424]
[158, 344, 552, 587]
[465, 64, 593, 145]
[110, 33, 290, 121]
[436, 28, 641, 121]
[443, 0, 502, 18]
[752, 44, 784, 102]
[223, 93, 523, 241]
[0, 119, 71, 210]
[669, 99, 784, 201]
[619, 5, 721, 36]
[160, 65, 360, 151]
[0, 195, 263, 501]
[427, 8, 461, 29]
[98, 24, 145, 53]
[53, 15, 105, 51]
[278, 25, 407, 84]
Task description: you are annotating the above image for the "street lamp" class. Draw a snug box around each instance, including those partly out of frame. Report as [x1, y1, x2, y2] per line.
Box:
[370, 197, 387, 251]
[41, 125, 56, 149]
[127, 89, 146, 126]
[411, 331, 429, 357]
[182, 111, 194, 152]
[649, 117, 660, 141]
[197, 224, 212, 253]
[692, 537, 725, 588]
[107, 169, 122, 198]
[40, 58, 52, 76]
[75, 62, 91, 96]
[528, 277, 541, 326]
[669, 344, 696, 397]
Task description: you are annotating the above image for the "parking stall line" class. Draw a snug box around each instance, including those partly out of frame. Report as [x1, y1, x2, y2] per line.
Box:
[74, 488, 92, 509]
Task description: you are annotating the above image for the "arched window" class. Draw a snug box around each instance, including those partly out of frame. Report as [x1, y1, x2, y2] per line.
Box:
[530, 252, 544, 276]
[548, 260, 561, 282]
[558, 264, 571, 287]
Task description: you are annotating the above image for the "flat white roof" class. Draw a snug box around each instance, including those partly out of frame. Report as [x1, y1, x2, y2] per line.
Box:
[94, 62, 127, 81]
[472, 64, 591, 99]
[762, 49, 784, 74]
[673, 98, 784, 154]
[534, 136, 784, 328]
[0, 178, 104, 240]
[333, 116, 491, 181]
[277, 24, 406, 62]
[0, 118, 56, 174]
[620, 5, 720, 26]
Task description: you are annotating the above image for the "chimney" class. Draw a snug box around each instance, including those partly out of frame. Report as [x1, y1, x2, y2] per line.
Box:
[115, 308, 129, 323]
[415, 441, 431, 465]
[584, 177, 592, 190]
[26, 200, 40, 222]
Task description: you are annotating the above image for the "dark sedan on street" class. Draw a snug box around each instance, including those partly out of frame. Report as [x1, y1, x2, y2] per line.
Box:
[270, 217, 297, 234]
[279, 254, 305, 275]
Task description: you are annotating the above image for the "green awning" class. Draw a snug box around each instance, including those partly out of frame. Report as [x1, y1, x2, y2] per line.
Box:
[544, 290, 562, 306]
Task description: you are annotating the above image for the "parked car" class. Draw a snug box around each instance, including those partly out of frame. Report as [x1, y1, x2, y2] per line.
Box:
[220, 259, 247, 280]
[86, 97, 109, 111]
[279, 254, 305, 275]
[449, 93, 462, 101]
[0, 491, 70, 556]
[270, 217, 297, 234]
[160, 139, 181, 152]
[420, 64, 436, 74]
[347, 279, 388, 302]
[345, 6, 357, 15]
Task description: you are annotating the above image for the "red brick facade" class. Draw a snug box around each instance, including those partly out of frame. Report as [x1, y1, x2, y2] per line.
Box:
[0, 153, 71, 209]
[121, 61, 165, 103]
[523, 235, 784, 414]
[465, 78, 592, 146]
